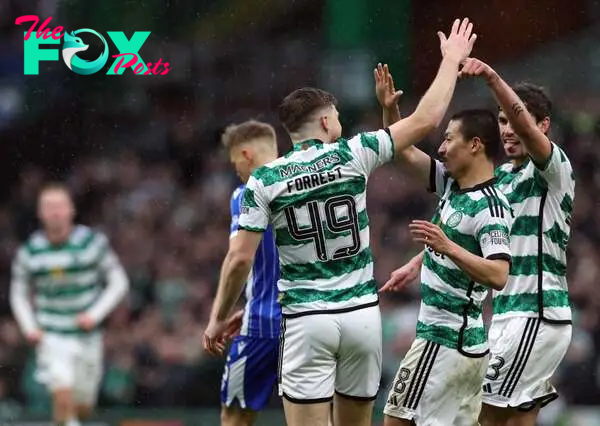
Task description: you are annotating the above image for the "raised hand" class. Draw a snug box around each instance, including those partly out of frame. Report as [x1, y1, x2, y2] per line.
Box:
[374, 63, 403, 109]
[458, 57, 497, 81]
[438, 18, 477, 63]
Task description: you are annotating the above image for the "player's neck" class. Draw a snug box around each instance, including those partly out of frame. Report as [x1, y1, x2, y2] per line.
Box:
[251, 154, 277, 171]
[511, 157, 528, 168]
[290, 129, 329, 145]
[44, 224, 73, 245]
[456, 163, 495, 190]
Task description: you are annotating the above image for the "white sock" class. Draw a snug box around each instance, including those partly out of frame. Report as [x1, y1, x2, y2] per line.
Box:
[65, 418, 81, 426]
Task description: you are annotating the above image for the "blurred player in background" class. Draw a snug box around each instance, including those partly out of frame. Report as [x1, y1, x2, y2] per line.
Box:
[459, 58, 575, 426]
[205, 120, 282, 426]
[203, 18, 477, 426]
[10, 183, 129, 426]
[375, 65, 512, 425]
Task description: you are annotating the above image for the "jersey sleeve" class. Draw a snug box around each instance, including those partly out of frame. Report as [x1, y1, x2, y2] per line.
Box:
[475, 193, 512, 262]
[95, 232, 123, 273]
[229, 187, 244, 238]
[532, 142, 574, 190]
[428, 157, 450, 198]
[11, 246, 30, 283]
[238, 176, 270, 233]
[346, 129, 395, 175]
[87, 232, 129, 323]
[10, 247, 38, 335]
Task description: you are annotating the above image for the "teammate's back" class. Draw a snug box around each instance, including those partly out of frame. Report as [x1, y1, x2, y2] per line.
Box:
[246, 129, 394, 317]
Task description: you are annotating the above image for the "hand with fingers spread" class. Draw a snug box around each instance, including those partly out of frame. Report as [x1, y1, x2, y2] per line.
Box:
[379, 257, 421, 293]
[374, 63, 403, 109]
[203, 318, 228, 356]
[409, 220, 455, 256]
[437, 18, 477, 63]
[458, 57, 497, 82]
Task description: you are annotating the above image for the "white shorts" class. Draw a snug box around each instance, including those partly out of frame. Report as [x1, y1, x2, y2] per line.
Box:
[36, 332, 103, 405]
[278, 304, 382, 403]
[384, 338, 487, 425]
[482, 317, 572, 410]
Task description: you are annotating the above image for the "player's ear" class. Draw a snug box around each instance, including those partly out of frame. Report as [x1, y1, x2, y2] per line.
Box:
[241, 148, 253, 162]
[538, 117, 550, 135]
[471, 137, 483, 154]
[320, 115, 329, 133]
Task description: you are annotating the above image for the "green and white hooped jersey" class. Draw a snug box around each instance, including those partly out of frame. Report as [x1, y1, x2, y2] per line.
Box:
[494, 142, 575, 323]
[12, 225, 119, 334]
[238, 130, 395, 317]
[418, 158, 513, 357]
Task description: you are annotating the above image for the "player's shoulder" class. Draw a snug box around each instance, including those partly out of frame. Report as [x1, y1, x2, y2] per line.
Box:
[231, 184, 246, 202]
[495, 161, 514, 175]
[73, 224, 108, 246]
[247, 155, 290, 188]
[549, 141, 574, 171]
[472, 180, 511, 218]
[20, 230, 48, 255]
[343, 129, 390, 151]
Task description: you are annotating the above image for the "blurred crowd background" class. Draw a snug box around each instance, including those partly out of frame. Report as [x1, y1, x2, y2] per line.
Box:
[1, 0, 600, 424]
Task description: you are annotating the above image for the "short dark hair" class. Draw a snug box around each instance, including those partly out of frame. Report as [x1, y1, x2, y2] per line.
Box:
[450, 109, 502, 159]
[278, 87, 338, 133]
[221, 120, 277, 151]
[512, 82, 552, 122]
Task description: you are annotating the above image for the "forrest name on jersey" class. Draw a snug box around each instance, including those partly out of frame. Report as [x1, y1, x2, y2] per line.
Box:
[238, 130, 395, 317]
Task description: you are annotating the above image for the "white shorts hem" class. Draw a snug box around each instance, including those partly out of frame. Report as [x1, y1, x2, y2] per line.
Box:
[383, 407, 415, 420]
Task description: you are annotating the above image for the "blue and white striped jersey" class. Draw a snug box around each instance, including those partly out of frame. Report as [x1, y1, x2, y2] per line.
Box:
[230, 185, 281, 338]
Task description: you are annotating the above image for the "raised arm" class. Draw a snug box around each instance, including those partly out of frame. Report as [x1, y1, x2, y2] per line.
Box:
[388, 18, 477, 154]
[374, 63, 434, 187]
[460, 57, 551, 164]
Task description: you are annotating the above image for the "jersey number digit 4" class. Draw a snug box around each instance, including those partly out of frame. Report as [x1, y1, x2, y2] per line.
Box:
[284, 195, 360, 261]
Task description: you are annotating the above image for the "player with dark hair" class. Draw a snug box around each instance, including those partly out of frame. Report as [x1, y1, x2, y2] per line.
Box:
[203, 18, 477, 426]
[382, 59, 575, 426]
[461, 58, 575, 426]
[375, 65, 512, 425]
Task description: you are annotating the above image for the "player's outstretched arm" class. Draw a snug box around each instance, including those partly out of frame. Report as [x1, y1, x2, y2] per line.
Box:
[379, 251, 424, 293]
[389, 18, 477, 155]
[204, 230, 262, 355]
[460, 57, 552, 164]
[409, 220, 509, 290]
[374, 63, 432, 187]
